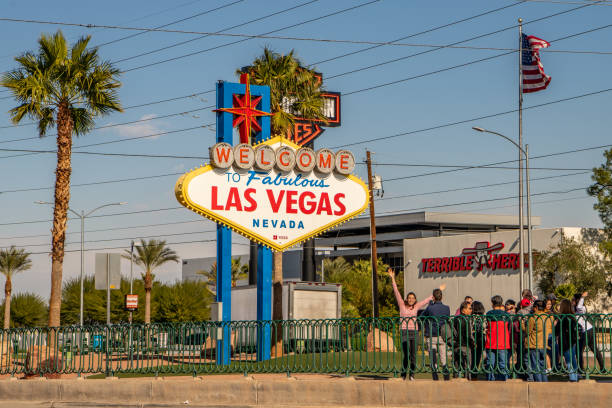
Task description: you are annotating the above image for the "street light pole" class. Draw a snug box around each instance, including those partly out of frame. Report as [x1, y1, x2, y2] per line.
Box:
[35, 201, 127, 326]
[525, 144, 533, 291]
[471, 127, 532, 290]
[129, 240, 134, 324]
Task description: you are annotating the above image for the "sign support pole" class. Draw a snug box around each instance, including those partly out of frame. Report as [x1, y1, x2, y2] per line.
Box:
[216, 81, 233, 365]
[256, 245, 272, 361]
[366, 151, 379, 318]
[106, 253, 111, 325]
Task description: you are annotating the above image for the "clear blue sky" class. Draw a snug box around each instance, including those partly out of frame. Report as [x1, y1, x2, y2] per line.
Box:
[0, 0, 610, 299]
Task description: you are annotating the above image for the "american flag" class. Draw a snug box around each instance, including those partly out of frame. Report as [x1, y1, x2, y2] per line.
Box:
[521, 33, 551, 93]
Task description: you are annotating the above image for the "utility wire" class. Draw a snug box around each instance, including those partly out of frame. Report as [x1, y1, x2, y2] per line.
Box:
[0, 90, 214, 129]
[0, 165, 591, 195]
[0, 106, 213, 144]
[96, 0, 245, 47]
[11, 187, 588, 251]
[384, 144, 611, 183]
[113, 0, 320, 64]
[375, 187, 586, 215]
[376, 171, 589, 201]
[121, 0, 382, 72]
[0, 219, 207, 241]
[327, 1, 600, 82]
[19, 229, 217, 248]
[311, 1, 525, 66]
[332, 87, 612, 148]
[2, 86, 610, 160]
[343, 22, 612, 96]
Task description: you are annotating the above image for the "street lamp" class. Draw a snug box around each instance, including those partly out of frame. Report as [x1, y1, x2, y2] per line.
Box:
[471, 127, 534, 291]
[35, 201, 127, 326]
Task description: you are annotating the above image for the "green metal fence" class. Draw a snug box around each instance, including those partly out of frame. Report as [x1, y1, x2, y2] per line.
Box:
[0, 314, 610, 379]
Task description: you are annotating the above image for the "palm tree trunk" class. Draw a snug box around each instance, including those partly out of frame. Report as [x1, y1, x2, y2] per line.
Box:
[49, 101, 73, 340]
[3, 277, 11, 330]
[144, 270, 152, 324]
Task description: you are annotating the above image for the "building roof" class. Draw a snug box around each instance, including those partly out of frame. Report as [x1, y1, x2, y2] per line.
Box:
[316, 211, 541, 250]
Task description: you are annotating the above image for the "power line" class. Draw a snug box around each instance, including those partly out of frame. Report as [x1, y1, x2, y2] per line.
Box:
[0, 90, 214, 130]
[95, 0, 245, 47]
[0, 206, 184, 227]
[22, 238, 227, 256]
[0, 219, 207, 241]
[332, 87, 612, 148]
[1, 85, 610, 162]
[2, 8, 611, 62]
[376, 187, 586, 215]
[384, 144, 611, 183]
[326, 1, 599, 83]
[376, 171, 590, 201]
[0, 172, 184, 194]
[311, 1, 525, 66]
[0, 124, 211, 160]
[18, 229, 218, 248]
[0, 106, 213, 144]
[0, 163, 590, 195]
[121, 0, 382, 72]
[342, 22, 612, 96]
[113, 0, 320, 64]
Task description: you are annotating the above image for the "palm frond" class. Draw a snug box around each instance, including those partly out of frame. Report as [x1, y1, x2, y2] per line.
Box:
[0, 246, 32, 279]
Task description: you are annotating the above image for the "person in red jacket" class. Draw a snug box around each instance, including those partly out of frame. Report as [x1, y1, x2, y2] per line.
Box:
[485, 295, 511, 381]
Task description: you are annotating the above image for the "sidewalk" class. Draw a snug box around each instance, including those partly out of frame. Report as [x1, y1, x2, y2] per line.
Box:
[0, 373, 610, 408]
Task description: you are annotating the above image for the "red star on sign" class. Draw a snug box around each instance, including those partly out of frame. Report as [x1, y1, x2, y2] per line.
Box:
[214, 74, 272, 144]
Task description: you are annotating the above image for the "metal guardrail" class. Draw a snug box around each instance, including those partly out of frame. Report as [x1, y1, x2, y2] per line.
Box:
[0, 314, 609, 378]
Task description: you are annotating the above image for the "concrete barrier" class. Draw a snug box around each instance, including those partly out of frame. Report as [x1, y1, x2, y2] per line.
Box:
[0, 376, 609, 407]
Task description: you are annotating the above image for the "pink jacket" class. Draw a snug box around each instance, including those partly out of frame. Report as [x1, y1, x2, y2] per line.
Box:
[392, 279, 433, 331]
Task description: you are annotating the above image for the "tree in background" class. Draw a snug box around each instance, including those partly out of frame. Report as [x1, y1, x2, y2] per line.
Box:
[61, 276, 211, 324]
[1, 31, 122, 328]
[0, 246, 32, 329]
[587, 148, 612, 257]
[124, 239, 178, 324]
[324, 257, 393, 318]
[155, 281, 212, 322]
[0, 292, 47, 328]
[197, 258, 248, 288]
[534, 236, 610, 300]
[237, 48, 326, 327]
[61, 276, 146, 325]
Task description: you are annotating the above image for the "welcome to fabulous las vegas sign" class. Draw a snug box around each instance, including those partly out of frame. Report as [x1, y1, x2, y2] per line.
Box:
[175, 136, 369, 251]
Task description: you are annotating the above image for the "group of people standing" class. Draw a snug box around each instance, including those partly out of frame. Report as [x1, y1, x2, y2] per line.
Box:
[388, 268, 606, 381]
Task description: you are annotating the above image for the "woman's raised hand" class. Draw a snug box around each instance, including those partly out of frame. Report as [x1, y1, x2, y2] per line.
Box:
[439, 283, 446, 291]
[387, 268, 395, 279]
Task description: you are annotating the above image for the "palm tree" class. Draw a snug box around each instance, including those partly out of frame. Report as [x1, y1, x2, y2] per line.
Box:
[238, 49, 325, 351]
[1, 31, 122, 329]
[124, 239, 179, 324]
[0, 246, 32, 329]
[197, 258, 248, 288]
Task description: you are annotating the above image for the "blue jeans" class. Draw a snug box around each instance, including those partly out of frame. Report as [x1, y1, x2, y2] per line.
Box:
[486, 349, 508, 381]
[547, 334, 560, 371]
[529, 349, 548, 382]
[563, 346, 579, 382]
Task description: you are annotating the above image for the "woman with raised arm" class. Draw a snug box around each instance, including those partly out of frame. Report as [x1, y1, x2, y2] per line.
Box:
[388, 267, 445, 380]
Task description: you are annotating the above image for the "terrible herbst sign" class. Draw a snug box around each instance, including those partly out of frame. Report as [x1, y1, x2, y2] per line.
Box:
[175, 136, 368, 251]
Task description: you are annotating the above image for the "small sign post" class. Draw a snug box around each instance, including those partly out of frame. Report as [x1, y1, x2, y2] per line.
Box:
[95, 253, 121, 325]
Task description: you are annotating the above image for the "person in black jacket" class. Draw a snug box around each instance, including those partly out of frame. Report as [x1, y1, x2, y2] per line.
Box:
[453, 301, 475, 380]
[555, 299, 579, 382]
[422, 287, 450, 381]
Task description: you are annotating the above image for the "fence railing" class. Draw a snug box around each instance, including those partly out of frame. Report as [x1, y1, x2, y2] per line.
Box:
[0, 314, 610, 379]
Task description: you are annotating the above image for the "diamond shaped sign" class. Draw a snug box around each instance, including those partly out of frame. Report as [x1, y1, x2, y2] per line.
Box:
[175, 136, 369, 251]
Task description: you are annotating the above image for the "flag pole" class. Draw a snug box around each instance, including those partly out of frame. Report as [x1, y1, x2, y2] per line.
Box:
[518, 17, 525, 294]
